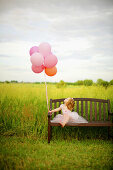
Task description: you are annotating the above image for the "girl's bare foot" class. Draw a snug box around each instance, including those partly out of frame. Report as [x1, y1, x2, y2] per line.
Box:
[59, 122, 64, 128]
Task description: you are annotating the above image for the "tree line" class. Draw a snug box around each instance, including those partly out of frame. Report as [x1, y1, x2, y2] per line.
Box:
[1, 79, 113, 88]
[56, 79, 113, 88]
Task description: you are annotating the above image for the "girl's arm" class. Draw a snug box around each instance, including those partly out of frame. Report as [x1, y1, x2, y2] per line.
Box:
[49, 107, 61, 113]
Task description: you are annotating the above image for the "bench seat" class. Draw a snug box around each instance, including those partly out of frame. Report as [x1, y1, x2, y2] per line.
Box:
[50, 121, 113, 127]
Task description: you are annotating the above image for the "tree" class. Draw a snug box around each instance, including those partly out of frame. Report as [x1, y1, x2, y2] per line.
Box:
[109, 80, 113, 85]
[96, 79, 104, 86]
[96, 79, 109, 88]
[75, 80, 84, 85]
[11, 80, 18, 83]
[83, 79, 93, 86]
[102, 81, 109, 89]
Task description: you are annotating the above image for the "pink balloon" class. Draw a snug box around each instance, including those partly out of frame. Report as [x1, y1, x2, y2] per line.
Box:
[44, 54, 58, 68]
[29, 46, 39, 56]
[30, 52, 44, 67]
[32, 65, 44, 73]
[39, 42, 51, 57]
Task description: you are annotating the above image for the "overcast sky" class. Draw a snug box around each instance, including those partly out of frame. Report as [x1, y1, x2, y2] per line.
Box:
[0, 0, 113, 82]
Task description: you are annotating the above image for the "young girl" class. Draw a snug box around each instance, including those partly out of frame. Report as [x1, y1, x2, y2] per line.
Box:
[49, 97, 88, 127]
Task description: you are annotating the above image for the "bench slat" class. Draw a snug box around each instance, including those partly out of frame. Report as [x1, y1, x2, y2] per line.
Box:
[52, 98, 108, 103]
[85, 101, 88, 120]
[50, 99, 52, 110]
[90, 101, 92, 121]
[59, 102, 61, 114]
[81, 101, 83, 116]
[73, 98, 108, 103]
[54, 102, 57, 117]
[50, 121, 113, 127]
[99, 102, 101, 121]
[94, 102, 97, 121]
[77, 101, 79, 114]
[103, 103, 106, 121]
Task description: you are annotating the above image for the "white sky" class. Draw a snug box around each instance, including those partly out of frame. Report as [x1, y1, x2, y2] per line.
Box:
[0, 0, 113, 82]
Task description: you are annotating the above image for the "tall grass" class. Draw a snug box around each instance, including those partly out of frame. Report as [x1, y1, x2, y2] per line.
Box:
[0, 83, 113, 140]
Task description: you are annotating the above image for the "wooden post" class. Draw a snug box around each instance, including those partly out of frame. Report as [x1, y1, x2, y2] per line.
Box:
[48, 113, 51, 143]
[108, 100, 110, 121]
[108, 100, 110, 139]
[48, 99, 52, 143]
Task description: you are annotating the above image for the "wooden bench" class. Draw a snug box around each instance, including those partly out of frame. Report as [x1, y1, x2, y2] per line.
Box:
[48, 98, 113, 143]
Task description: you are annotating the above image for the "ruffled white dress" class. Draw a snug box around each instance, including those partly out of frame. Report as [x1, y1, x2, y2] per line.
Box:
[51, 104, 88, 124]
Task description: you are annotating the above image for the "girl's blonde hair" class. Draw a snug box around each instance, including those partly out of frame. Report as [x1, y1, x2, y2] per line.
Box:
[65, 98, 75, 111]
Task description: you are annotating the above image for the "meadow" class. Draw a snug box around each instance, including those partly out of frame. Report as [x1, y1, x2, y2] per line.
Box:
[0, 83, 113, 169]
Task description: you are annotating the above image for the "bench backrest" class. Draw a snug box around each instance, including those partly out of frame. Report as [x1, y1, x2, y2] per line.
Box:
[50, 98, 111, 121]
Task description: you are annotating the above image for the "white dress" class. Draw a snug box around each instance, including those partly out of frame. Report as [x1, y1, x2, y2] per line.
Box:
[51, 104, 88, 124]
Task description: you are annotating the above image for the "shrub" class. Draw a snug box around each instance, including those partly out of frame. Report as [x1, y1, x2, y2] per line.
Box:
[56, 80, 66, 88]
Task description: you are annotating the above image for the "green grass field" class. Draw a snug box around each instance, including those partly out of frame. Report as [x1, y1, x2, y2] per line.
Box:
[0, 83, 113, 169]
[0, 136, 112, 169]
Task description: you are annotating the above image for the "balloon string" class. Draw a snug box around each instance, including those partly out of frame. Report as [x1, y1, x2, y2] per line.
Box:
[44, 72, 49, 112]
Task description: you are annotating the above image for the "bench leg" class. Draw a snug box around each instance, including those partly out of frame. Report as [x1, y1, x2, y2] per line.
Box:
[108, 127, 110, 140]
[48, 124, 52, 143]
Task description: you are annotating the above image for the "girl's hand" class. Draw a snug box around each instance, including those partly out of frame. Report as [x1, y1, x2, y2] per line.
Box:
[49, 110, 52, 114]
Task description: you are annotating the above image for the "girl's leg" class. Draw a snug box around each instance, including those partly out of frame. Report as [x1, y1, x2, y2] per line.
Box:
[60, 114, 70, 127]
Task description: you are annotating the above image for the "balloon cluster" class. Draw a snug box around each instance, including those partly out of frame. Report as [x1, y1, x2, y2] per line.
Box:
[29, 42, 58, 76]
